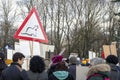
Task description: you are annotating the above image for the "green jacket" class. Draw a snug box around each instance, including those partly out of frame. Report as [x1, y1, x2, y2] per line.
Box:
[86, 64, 110, 80]
[87, 72, 109, 80]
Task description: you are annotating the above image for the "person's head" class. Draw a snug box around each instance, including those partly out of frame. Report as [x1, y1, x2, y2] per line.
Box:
[87, 64, 110, 77]
[69, 56, 77, 65]
[54, 61, 68, 71]
[0, 52, 5, 61]
[12, 52, 25, 65]
[90, 57, 105, 66]
[106, 55, 118, 65]
[51, 55, 63, 65]
[30, 56, 45, 73]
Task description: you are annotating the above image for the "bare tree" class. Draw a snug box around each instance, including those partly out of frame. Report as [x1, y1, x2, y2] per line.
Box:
[0, 0, 18, 54]
[45, 0, 67, 54]
[17, 0, 119, 58]
[65, 0, 107, 58]
[17, 0, 49, 31]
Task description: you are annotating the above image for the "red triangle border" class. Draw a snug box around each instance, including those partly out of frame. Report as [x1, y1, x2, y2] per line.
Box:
[14, 7, 48, 44]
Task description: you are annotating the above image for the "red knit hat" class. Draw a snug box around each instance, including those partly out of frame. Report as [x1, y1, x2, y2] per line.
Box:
[52, 55, 63, 64]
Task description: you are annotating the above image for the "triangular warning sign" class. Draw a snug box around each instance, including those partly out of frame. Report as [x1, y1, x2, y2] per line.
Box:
[14, 7, 48, 43]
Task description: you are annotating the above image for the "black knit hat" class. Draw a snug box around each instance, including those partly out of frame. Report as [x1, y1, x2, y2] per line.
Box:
[106, 55, 118, 65]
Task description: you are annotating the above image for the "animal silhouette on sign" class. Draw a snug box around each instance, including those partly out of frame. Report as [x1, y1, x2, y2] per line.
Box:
[21, 25, 39, 37]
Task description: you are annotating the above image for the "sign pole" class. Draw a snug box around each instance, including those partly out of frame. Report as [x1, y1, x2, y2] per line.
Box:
[29, 41, 34, 57]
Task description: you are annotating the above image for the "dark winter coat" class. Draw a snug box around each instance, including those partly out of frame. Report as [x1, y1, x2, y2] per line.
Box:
[1, 62, 29, 80]
[109, 64, 120, 80]
[27, 70, 48, 80]
[87, 64, 110, 80]
[47, 64, 56, 77]
[0, 61, 7, 77]
[68, 64, 76, 80]
[48, 71, 74, 80]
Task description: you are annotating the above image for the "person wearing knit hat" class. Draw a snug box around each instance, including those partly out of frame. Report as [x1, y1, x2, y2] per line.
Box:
[47, 55, 63, 77]
[106, 55, 120, 80]
[51, 55, 63, 65]
[48, 61, 74, 80]
[68, 57, 78, 80]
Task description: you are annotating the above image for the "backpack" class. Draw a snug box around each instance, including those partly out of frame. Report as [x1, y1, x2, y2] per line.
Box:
[87, 74, 110, 80]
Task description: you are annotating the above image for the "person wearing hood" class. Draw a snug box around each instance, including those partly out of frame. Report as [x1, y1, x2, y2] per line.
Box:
[106, 55, 120, 80]
[47, 55, 64, 77]
[48, 61, 74, 80]
[86, 64, 110, 80]
[86, 57, 110, 80]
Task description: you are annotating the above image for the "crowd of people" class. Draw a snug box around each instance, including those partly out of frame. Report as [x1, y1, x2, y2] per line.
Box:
[0, 52, 120, 80]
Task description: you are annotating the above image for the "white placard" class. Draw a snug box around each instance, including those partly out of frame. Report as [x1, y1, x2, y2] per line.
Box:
[32, 42, 41, 56]
[19, 40, 55, 58]
[89, 51, 96, 60]
[76, 66, 89, 80]
[7, 49, 15, 60]
[14, 42, 20, 52]
[19, 40, 31, 57]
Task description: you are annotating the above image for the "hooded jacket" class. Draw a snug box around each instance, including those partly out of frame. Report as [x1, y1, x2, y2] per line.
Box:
[48, 71, 74, 80]
[87, 64, 110, 80]
[68, 64, 76, 80]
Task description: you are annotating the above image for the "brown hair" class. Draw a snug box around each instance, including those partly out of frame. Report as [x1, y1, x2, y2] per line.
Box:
[54, 61, 68, 71]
